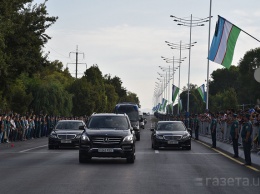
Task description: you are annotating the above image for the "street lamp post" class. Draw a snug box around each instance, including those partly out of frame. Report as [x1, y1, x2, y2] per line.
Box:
[170, 14, 211, 114]
[165, 41, 191, 114]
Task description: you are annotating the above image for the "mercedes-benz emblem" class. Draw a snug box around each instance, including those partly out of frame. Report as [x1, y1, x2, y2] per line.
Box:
[104, 137, 109, 143]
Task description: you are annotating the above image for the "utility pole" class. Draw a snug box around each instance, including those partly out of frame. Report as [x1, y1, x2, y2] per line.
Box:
[68, 45, 86, 78]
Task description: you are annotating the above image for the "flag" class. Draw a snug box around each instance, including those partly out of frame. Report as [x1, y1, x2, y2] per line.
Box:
[209, 15, 241, 69]
[178, 99, 182, 112]
[157, 103, 161, 112]
[172, 84, 179, 103]
[162, 98, 168, 112]
[197, 84, 206, 103]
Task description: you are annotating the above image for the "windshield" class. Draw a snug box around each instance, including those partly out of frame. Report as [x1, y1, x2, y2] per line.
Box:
[55, 121, 84, 130]
[156, 122, 186, 131]
[88, 116, 129, 130]
[115, 105, 139, 122]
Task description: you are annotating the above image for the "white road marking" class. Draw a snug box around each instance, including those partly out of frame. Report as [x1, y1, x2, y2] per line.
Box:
[155, 150, 159, 154]
[19, 145, 48, 153]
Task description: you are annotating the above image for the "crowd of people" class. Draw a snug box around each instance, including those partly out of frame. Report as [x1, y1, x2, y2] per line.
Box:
[0, 114, 88, 144]
[157, 105, 260, 165]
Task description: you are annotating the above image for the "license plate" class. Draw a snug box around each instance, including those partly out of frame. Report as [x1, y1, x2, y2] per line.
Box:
[98, 148, 114, 152]
[61, 140, 72, 143]
[168, 140, 178, 144]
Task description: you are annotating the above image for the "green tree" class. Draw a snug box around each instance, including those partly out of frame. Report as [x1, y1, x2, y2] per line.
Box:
[104, 83, 119, 112]
[238, 47, 260, 105]
[7, 77, 33, 114]
[209, 88, 238, 112]
[209, 66, 240, 96]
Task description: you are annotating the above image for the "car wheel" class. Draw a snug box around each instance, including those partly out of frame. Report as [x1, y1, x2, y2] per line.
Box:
[182, 146, 191, 150]
[126, 154, 135, 163]
[136, 134, 140, 141]
[79, 153, 91, 163]
[152, 142, 158, 150]
[48, 145, 55, 150]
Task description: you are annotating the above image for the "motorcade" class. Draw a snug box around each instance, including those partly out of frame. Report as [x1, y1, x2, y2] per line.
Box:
[48, 120, 86, 149]
[151, 121, 191, 150]
[79, 113, 135, 163]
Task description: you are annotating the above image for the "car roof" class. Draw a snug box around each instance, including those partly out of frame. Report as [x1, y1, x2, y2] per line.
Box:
[157, 121, 183, 123]
[91, 113, 127, 117]
[57, 120, 84, 122]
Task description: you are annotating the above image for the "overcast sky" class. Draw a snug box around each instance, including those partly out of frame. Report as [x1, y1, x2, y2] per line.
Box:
[33, 0, 260, 112]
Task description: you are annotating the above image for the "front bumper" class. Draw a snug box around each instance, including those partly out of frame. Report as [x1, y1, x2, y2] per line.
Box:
[48, 138, 80, 147]
[79, 144, 135, 158]
[153, 138, 191, 148]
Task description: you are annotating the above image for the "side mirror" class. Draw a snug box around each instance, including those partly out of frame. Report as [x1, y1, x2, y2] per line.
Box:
[187, 128, 192, 135]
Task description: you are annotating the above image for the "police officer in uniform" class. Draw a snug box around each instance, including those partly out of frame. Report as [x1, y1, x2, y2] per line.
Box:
[230, 114, 239, 158]
[210, 113, 217, 148]
[241, 113, 253, 165]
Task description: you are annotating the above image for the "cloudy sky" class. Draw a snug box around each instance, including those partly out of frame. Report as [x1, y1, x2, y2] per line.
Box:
[33, 0, 260, 112]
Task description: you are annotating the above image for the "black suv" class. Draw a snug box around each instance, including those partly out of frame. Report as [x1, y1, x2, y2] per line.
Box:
[79, 113, 136, 163]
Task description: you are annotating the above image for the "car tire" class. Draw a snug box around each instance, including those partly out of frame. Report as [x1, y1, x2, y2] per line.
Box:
[182, 146, 191, 150]
[136, 134, 140, 141]
[79, 153, 91, 163]
[126, 154, 135, 163]
[152, 142, 158, 150]
[48, 145, 55, 150]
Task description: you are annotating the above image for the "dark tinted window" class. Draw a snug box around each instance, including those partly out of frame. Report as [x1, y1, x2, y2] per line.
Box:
[115, 105, 139, 122]
[88, 116, 129, 129]
[156, 122, 186, 131]
[55, 121, 84, 130]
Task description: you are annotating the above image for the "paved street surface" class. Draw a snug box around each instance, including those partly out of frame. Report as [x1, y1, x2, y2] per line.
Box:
[0, 116, 259, 194]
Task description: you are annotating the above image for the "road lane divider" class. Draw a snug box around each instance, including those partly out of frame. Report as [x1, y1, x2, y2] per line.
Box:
[194, 139, 260, 172]
[19, 145, 48, 153]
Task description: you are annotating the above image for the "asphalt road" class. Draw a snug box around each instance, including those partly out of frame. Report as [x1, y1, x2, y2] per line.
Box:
[0, 116, 259, 194]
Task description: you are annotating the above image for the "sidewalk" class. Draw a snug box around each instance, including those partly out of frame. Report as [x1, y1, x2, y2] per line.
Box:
[195, 133, 260, 166]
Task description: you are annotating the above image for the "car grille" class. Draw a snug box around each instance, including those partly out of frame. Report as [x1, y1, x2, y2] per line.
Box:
[57, 134, 76, 140]
[92, 137, 122, 144]
[163, 135, 182, 140]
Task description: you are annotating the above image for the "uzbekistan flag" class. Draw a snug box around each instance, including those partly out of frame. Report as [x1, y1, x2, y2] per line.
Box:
[172, 84, 179, 103]
[162, 98, 168, 112]
[209, 15, 241, 69]
[197, 84, 206, 103]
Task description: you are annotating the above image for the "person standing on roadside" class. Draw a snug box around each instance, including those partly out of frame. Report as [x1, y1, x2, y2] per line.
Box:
[230, 114, 239, 158]
[241, 113, 253, 165]
[0, 115, 3, 144]
[210, 113, 217, 148]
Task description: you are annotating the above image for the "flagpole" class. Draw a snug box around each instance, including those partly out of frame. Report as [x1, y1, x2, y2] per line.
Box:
[206, 0, 212, 110]
[218, 15, 260, 43]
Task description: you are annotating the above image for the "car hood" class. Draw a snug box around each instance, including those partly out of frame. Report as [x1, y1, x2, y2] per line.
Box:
[53, 130, 83, 135]
[86, 129, 130, 137]
[156, 131, 188, 136]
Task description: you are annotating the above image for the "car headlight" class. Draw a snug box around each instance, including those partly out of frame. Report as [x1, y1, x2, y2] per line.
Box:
[49, 132, 58, 139]
[182, 134, 190, 140]
[123, 135, 134, 143]
[155, 135, 164, 140]
[76, 134, 82, 139]
[81, 134, 90, 142]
